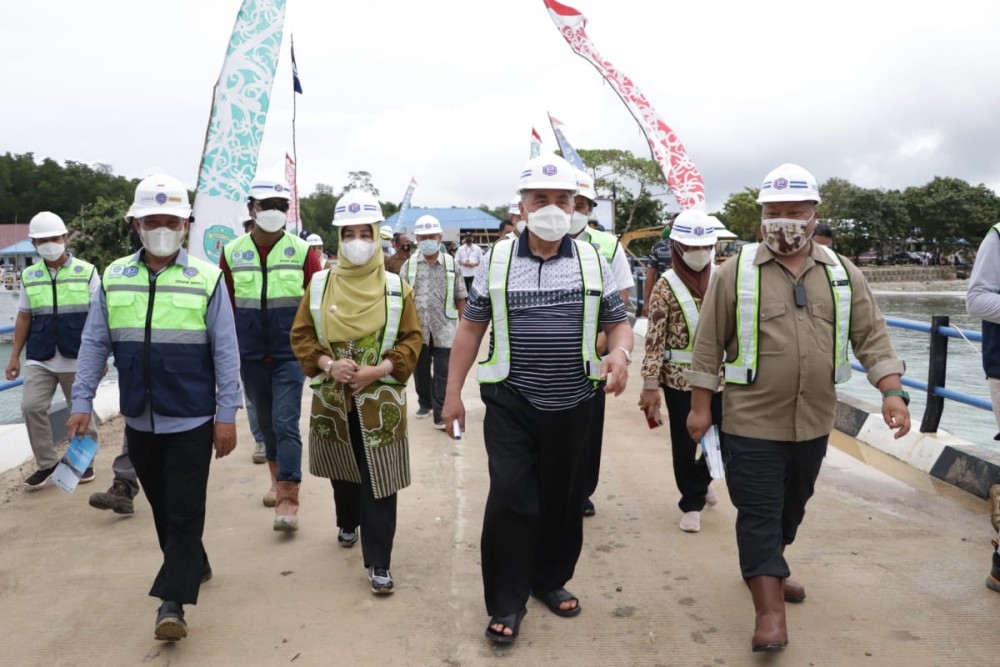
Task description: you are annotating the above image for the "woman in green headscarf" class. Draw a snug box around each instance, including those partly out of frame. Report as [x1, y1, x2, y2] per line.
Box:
[290, 190, 422, 596]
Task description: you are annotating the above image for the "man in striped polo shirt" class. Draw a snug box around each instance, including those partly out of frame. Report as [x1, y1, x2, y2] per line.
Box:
[443, 154, 633, 644]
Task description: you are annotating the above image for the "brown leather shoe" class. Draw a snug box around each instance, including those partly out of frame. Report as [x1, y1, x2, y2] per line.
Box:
[748, 576, 788, 652]
[783, 577, 806, 603]
[273, 481, 299, 532]
[263, 460, 278, 508]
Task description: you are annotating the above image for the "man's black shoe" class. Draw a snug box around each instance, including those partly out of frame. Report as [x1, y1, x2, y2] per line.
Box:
[88, 479, 135, 514]
[154, 601, 187, 641]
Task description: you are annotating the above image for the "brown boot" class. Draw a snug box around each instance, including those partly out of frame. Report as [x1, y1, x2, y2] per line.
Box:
[783, 577, 806, 603]
[748, 576, 788, 652]
[263, 461, 278, 507]
[273, 481, 299, 532]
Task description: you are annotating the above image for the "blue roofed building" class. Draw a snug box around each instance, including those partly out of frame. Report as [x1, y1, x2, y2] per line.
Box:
[384, 207, 502, 246]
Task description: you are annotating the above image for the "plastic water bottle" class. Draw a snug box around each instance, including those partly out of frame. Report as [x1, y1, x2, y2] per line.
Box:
[51, 435, 100, 492]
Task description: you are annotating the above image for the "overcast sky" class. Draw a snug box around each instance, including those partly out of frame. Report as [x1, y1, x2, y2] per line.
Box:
[2, 0, 998, 216]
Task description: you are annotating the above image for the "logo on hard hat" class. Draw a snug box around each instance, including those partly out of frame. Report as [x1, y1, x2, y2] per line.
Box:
[542, 165, 557, 176]
[773, 177, 788, 190]
[274, 184, 284, 193]
[348, 203, 361, 213]
[155, 192, 168, 204]
[694, 226, 705, 236]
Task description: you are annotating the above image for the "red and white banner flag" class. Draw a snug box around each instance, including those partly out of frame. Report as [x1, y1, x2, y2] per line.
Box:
[284, 152, 301, 229]
[530, 127, 542, 158]
[543, 0, 706, 210]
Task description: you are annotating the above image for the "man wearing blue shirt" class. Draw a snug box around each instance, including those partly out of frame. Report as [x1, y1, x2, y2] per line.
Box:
[68, 174, 242, 642]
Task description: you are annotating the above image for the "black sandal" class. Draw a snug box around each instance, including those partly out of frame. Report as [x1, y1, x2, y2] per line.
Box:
[484, 608, 527, 645]
[533, 588, 581, 618]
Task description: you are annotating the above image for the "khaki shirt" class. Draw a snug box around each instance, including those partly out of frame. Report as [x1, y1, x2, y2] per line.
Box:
[685, 243, 904, 442]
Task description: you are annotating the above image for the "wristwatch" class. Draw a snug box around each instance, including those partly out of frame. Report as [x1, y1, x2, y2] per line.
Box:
[882, 389, 910, 405]
[322, 359, 334, 374]
[613, 346, 632, 365]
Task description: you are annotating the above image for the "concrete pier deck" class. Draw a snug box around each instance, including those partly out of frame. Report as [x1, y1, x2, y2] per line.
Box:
[0, 333, 995, 666]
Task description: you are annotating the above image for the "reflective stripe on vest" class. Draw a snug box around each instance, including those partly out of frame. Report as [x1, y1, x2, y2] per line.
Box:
[724, 243, 853, 385]
[405, 252, 458, 319]
[819, 245, 854, 384]
[308, 270, 405, 386]
[21, 257, 95, 360]
[661, 269, 702, 364]
[103, 255, 221, 418]
[477, 238, 604, 383]
[224, 232, 309, 360]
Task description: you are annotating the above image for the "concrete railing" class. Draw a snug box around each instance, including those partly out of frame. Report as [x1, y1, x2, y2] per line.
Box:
[860, 266, 958, 283]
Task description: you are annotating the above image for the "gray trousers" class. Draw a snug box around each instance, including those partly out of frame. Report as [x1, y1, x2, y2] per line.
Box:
[22, 364, 98, 469]
[112, 433, 139, 497]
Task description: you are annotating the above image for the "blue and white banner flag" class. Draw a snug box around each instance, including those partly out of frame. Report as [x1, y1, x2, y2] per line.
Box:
[191, 0, 287, 262]
[548, 114, 587, 171]
[393, 176, 418, 232]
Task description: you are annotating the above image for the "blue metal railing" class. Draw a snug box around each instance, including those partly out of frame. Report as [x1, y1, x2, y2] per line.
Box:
[0, 324, 22, 392]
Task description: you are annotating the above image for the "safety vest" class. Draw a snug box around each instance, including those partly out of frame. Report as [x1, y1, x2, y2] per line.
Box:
[725, 243, 853, 385]
[982, 223, 1000, 378]
[224, 232, 309, 361]
[661, 269, 705, 364]
[21, 256, 95, 361]
[580, 228, 620, 262]
[403, 252, 458, 319]
[103, 254, 222, 418]
[307, 270, 405, 386]
[478, 237, 604, 383]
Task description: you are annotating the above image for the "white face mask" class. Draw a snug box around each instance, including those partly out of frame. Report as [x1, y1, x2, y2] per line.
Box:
[254, 209, 287, 233]
[528, 204, 571, 242]
[681, 248, 713, 272]
[514, 220, 527, 236]
[339, 239, 376, 266]
[418, 239, 440, 256]
[140, 227, 185, 258]
[37, 242, 65, 262]
[570, 212, 590, 236]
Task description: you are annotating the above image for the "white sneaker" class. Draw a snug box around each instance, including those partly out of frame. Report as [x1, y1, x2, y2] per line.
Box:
[705, 486, 718, 507]
[679, 511, 701, 533]
[251, 442, 267, 464]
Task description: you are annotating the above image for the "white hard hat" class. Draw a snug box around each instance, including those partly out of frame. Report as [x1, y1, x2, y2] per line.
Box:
[132, 173, 191, 219]
[333, 189, 384, 226]
[123, 204, 136, 222]
[305, 233, 323, 246]
[412, 215, 443, 236]
[508, 197, 521, 216]
[756, 163, 821, 204]
[379, 225, 393, 240]
[574, 170, 597, 204]
[517, 154, 579, 194]
[669, 209, 718, 247]
[249, 177, 292, 201]
[28, 212, 68, 239]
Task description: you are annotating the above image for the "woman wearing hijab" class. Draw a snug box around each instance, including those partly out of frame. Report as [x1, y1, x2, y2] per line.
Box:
[290, 190, 422, 595]
[639, 209, 723, 534]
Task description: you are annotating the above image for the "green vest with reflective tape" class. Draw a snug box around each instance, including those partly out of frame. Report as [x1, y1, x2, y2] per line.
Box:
[725, 242, 853, 385]
[103, 254, 222, 418]
[661, 268, 705, 365]
[307, 270, 405, 386]
[581, 228, 619, 261]
[21, 256, 95, 361]
[402, 252, 458, 319]
[224, 232, 309, 361]
[477, 237, 604, 384]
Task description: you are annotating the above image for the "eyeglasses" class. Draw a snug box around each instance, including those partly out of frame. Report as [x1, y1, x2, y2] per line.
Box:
[255, 200, 290, 213]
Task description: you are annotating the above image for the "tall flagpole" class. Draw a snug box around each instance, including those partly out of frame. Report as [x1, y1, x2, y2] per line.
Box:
[291, 34, 299, 235]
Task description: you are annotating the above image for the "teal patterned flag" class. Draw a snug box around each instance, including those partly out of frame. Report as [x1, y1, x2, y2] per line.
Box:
[191, 0, 287, 262]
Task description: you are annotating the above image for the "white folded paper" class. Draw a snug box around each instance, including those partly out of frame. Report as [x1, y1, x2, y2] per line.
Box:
[700, 426, 725, 480]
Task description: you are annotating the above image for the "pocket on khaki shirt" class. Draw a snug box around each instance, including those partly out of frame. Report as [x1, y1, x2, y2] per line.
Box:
[809, 302, 835, 352]
[758, 301, 788, 354]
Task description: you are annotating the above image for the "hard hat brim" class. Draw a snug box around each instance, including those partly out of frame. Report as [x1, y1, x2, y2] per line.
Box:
[131, 205, 192, 219]
[756, 193, 822, 205]
[333, 217, 383, 227]
[668, 233, 717, 247]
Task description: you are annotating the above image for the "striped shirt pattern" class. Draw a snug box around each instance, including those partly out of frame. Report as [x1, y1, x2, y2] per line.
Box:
[466, 235, 627, 410]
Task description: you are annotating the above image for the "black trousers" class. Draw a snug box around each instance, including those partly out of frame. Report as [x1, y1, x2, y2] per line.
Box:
[330, 407, 397, 569]
[722, 432, 828, 580]
[480, 382, 594, 616]
[582, 389, 606, 501]
[463, 276, 474, 293]
[663, 387, 722, 512]
[126, 420, 214, 605]
[415, 334, 451, 422]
